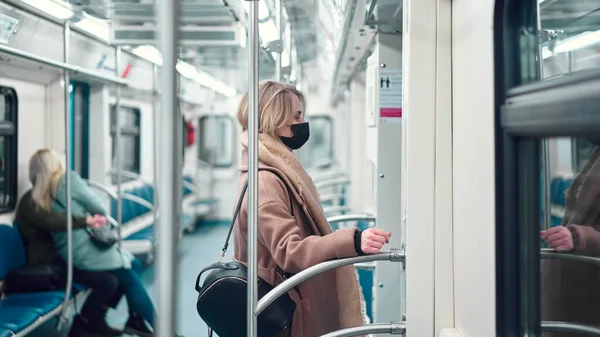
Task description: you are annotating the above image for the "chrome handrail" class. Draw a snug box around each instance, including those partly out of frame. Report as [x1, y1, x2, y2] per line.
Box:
[320, 322, 406, 337]
[255, 250, 405, 315]
[313, 171, 349, 184]
[316, 178, 352, 190]
[540, 248, 600, 267]
[323, 205, 351, 216]
[120, 193, 155, 211]
[541, 321, 600, 335]
[106, 169, 156, 188]
[327, 214, 376, 225]
[85, 180, 118, 201]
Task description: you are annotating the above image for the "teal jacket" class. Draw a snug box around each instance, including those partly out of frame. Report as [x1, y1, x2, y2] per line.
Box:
[51, 171, 133, 271]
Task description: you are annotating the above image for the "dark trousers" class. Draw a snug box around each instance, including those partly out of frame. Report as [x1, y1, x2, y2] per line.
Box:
[53, 256, 124, 321]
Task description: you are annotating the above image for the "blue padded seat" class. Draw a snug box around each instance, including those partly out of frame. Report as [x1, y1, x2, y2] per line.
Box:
[0, 328, 13, 337]
[0, 292, 64, 315]
[0, 304, 39, 332]
[125, 226, 154, 241]
[0, 225, 27, 279]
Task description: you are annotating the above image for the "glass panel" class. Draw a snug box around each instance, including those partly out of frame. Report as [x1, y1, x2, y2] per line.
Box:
[111, 135, 140, 183]
[539, 136, 600, 334]
[572, 137, 596, 172]
[198, 115, 234, 167]
[110, 106, 140, 130]
[540, 0, 600, 79]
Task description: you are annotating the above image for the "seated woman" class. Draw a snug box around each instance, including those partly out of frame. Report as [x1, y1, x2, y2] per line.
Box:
[16, 191, 123, 337]
[540, 139, 600, 337]
[233, 80, 392, 336]
[28, 149, 156, 337]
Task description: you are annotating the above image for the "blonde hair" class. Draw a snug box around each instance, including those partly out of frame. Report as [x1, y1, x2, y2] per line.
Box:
[29, 149, 65, 210]
[236, 80, 306, 138]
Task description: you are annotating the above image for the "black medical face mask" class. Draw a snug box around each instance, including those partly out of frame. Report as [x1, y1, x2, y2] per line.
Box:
[280, 122, 310, 150]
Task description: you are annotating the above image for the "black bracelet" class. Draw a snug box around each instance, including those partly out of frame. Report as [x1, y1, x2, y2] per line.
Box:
[354, 230, 364, 256]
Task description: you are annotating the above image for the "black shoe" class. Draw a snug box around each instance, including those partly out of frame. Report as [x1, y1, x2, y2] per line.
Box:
[123, 312, 153, 337]
[87, 318, 123, 337]
[68, 315, 103, 337]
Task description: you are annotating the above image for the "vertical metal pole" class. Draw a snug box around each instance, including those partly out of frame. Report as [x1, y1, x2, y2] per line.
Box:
[535, 0, 552, 231]
[275, 0, 283, 81]
[247, 0, 260, 336]
[156, 0, 180, 336]
[152, 64, 159, 239]
[115, 46, 123, 245]
[57, 21, 73, 330]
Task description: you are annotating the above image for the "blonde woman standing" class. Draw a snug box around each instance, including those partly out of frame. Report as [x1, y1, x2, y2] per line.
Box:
[233, 80, 392, 336]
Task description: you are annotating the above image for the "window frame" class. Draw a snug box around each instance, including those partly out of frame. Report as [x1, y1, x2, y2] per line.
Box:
[0, 86, 18, 214]
[198, 114, 235, 168]
[109, 105, 141, 183]
[304, 115, 334, 170]
[494, 0, 600, 336]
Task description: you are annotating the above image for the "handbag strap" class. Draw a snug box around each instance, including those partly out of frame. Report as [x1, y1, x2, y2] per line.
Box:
[220, 168, 295, 259]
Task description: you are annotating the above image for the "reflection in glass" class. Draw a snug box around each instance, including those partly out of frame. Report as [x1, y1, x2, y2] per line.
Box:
[539, 1, 600, 79]
[540, 136, 600, 337]
[198, 115, 234, 167]
[110, 106, 141, 183]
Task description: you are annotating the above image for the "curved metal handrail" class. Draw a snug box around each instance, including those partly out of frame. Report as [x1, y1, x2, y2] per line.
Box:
[327, 214, 376, 225]
[182, 179, 199, 195]
[319, 323, 406, 337]
[320, 193, 346, 204]
[316, 178, 351, 190]
[541, 321, 600, 335]
[104, 215, 119, 228]
[120, 193, 155, 211]
[540, 248, 600, 267]
[323, 205, 351, 216]
[85, 180, 119, 200]
[255, 250, 405, 315]
[305, 157, 337, 170]
[106, 169, 156, 188]
[313, 171, 349, 184]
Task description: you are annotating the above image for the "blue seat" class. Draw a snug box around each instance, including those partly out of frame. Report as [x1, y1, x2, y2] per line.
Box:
[0, 328, 13, 337]
[0, 292, 64, 315]
[550, 177, 563, 205]
[0, 304, 39, 332]
[125, 226, 154, 241]
[0, 224, 68, 333]
[181, 214, 194, 227]
[193, 199, 217, 207]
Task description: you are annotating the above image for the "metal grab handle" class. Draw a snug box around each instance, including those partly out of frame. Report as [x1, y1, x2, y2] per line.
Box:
[86, 180, 118, 200]
[316, 178, 351, 190]
[106, 169, 156, 188]
[120, 193, 155, 211]
[541, 321, 600, 335]
[540, 248, 600, 267]
[256, 250, 405, 315]
[327, 214, 376, 225]
[319, 323, 406, 337]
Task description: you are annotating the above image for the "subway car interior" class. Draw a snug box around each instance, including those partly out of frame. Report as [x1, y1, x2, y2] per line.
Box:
[0, 0, 598, 336]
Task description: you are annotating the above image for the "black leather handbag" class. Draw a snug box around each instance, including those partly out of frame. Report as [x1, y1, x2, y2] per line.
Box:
[195, 170, 296, 337]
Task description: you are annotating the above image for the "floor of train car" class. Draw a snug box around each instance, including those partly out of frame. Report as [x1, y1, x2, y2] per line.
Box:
[27, 224, 228, 337]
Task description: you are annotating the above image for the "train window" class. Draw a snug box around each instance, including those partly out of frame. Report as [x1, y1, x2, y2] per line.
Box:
[540, 1, 600, 79]
[495, 0, 600, 336]
[302, 115, 334, 168]
[110, 106, 141, 183]
[0, 87, 17, 213]
[198, 115, 234, 167]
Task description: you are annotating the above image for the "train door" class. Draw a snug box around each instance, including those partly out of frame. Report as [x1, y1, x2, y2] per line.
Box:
[495, 0, 600, 336]
[70, 81, 90, 179]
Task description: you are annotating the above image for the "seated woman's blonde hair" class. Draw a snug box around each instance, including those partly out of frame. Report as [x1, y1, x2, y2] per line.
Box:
[236, 80, 306, 138]
[29, 149, 65, 210]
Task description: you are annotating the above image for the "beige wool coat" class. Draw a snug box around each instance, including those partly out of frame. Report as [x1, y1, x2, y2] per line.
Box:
[232, 132, 367, 337]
